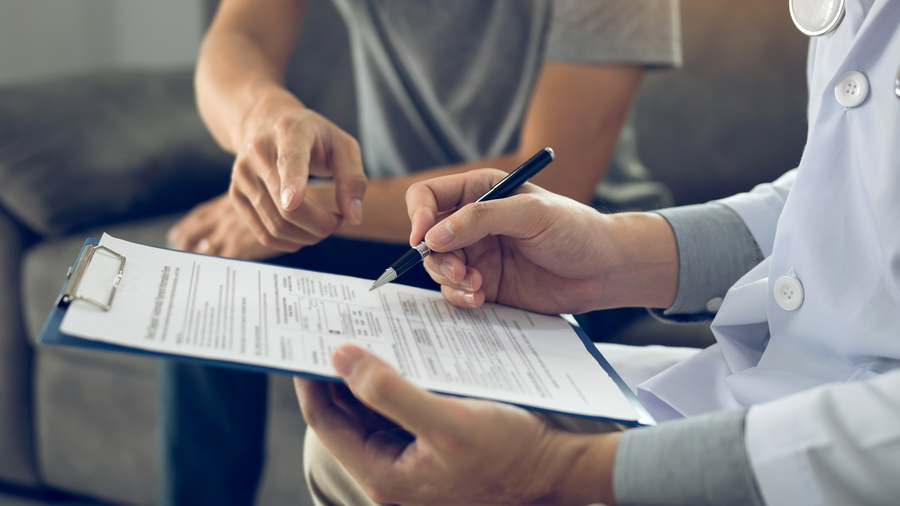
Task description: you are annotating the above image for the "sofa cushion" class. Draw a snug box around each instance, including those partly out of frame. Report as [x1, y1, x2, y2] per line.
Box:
[0, 69, 232, 238]
[34, 348, 159, 505]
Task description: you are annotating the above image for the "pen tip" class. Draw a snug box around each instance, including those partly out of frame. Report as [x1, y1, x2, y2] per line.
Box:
[369, 268, 397, 292]
[544, 147, 555, 160]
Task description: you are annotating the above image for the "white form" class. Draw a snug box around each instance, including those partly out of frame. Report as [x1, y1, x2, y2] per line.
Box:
[60, 234, 638, 422]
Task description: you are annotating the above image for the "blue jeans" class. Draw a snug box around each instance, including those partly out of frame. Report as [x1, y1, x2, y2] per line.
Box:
[157, 238, 439, 505]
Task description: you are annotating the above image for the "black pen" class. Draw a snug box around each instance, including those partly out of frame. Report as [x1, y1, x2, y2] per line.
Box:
[369, 147, 555, 291]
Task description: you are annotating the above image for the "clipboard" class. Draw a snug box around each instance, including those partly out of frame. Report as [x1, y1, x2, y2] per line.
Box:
[39, 238, 657, 427]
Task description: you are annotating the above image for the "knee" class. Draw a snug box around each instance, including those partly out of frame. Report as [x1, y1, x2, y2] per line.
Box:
[303, 427, 384, 506]
[303, 426, 331, 488]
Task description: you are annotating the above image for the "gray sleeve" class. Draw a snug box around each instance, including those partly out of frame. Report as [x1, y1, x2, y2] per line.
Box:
[650, 203, 764, 322]
[614, 408, 765, 506]
[546, 0, 682, 68]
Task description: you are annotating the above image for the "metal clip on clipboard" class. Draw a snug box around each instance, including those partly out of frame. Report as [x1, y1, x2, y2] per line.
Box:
[57, 245, 126, 311]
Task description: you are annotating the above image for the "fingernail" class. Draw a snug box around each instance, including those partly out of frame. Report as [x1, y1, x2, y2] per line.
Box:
[440, 262, 455, 281]
[332, 345, 365, 378]
[459, 276, 473, 291]
[462, 292, 476, 307]
[281, 187, 295, 210]
[349, 198, 363, 224]
[428, 222, 455, 248]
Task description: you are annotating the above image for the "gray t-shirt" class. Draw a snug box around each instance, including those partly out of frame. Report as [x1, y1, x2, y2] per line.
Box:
[321, 0, 681, 207]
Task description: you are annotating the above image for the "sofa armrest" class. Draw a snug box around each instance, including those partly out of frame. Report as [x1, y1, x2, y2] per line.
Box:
[0, 206, 39, 486]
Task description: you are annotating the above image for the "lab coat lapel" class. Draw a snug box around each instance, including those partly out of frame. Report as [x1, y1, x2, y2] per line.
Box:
[836, 0, 900, 74]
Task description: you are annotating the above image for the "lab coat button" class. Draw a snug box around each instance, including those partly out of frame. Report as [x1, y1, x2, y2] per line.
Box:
[774, 276, 804, 311]
[835, 71, 869, 107]
[706, 297, 723, 313]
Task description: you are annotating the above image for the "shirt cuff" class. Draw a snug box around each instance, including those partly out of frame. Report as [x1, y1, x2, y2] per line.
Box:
[614, 407, 765, 506]
[653, 203, 764, 320]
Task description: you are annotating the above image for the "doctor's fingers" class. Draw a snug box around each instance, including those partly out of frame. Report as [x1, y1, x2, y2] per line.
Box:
[293, 377, 389, 470]
[231, 160, 342, 247]
[328, 382, 382, 435]
[274, 115, 366, 225]
[331, 345, 475, 446]
[295, 378, 395, 441]
[406, 169, 514, 245]
[441, 284, 486, 309]
[423, 252, 483, 292]
[424, 194, 548, 253]
[295, 377, 424, 504]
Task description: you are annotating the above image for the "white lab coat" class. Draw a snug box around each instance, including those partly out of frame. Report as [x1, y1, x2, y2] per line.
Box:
[636, 0, 900, 503]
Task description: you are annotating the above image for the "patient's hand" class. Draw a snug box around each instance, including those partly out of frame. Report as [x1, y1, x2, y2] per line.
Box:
[168, 193, 283, 260]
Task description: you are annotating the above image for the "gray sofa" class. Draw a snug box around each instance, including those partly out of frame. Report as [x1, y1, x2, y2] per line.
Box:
[0, 0, 809, 504]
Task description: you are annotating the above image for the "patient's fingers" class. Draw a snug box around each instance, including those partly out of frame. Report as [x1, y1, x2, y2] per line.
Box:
[230, 183, 305, 251]
[168, 195, 225, 250]
[173, 217, 215, 253]
[332, 345, 458, 438]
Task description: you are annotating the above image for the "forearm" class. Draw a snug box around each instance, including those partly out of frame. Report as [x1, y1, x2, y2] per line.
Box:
[328, 62, 641, 244]
[328, 132, 623, 244]
[333, 152, 527, 243]
[194, 0, 307, 152]
[196, 34, 291, 152]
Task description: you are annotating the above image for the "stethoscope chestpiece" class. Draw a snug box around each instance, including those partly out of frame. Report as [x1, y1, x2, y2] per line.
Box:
[790, 0, 846, 37]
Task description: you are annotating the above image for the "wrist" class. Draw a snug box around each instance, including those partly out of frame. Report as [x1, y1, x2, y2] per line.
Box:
[542, 431, 621, 506]
[596, 212, 678, 310]
[234, 85, 306, 149]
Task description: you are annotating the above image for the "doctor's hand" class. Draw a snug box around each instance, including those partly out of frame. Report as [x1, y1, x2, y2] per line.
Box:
[407, 169, 678, 313]
[225, 90, 366, 253]
[294, 344, 620, 506]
